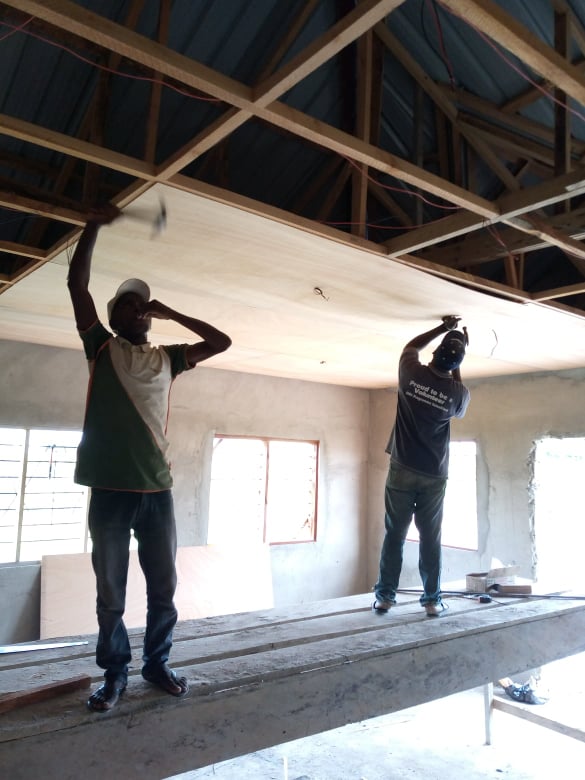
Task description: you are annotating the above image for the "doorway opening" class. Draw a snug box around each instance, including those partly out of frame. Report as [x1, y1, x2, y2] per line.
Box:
[531, 436, 585, 702]
[532, 436, 585, 591]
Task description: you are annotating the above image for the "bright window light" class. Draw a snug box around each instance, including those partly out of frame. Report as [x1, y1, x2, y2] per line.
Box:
[0, 427, 89, 563]
[533, 436, 585, 589]
[208, 435, 318, 545]
[407, 440, 478, 550]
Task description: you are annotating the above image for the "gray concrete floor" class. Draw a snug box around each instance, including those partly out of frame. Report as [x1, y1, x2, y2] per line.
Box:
[170, 655, 585, 780]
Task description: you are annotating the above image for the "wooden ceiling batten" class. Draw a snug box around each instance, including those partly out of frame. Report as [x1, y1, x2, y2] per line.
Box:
[257, 100, 497, 216]
[0, 113, 157, 180]
[532, 281, 585, 301]
[0, 242, 46, 260]
[419, 205, 585, 268]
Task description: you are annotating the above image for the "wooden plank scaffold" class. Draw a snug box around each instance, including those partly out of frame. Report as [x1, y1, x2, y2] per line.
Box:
[2, 592, 585, 780]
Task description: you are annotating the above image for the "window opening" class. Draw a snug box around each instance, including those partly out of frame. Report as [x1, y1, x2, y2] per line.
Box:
[0, 427, 89, 563]
[208, 435, 318, 545]
[406, 440, 478, 550]
[533, 436, 585, 590]
[531, 436, 585, 699]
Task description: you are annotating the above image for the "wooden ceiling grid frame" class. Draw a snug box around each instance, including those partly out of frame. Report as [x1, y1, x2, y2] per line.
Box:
[0, 0, 584, 387]
[0, 1, 582, 290]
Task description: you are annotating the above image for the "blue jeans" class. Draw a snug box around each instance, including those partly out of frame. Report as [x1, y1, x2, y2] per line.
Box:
[88, 488, 178, 681]
[374, 461, 446, 605]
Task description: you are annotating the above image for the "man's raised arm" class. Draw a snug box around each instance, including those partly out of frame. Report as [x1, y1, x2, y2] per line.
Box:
[145, 300, 232, 367]
[67, 205, 120, 331]
[404, 315, 461, 352]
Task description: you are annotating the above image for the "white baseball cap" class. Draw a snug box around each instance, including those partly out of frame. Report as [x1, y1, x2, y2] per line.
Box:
[107, 278, 150, 323]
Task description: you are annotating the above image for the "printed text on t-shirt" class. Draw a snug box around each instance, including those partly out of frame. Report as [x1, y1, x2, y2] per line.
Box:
[406, 380, 452, 410]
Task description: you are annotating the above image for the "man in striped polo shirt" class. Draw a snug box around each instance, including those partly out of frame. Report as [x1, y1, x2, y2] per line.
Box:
[67, 204, 231, 711]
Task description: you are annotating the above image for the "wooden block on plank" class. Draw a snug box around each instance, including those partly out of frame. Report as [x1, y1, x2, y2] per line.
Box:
[0, 674, 91, 714]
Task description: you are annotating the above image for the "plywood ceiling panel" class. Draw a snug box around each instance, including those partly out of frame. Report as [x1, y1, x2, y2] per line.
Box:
[1, 184, 584, 389]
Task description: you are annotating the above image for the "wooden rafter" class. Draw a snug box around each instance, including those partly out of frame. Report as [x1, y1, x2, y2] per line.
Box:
[439, 0, 585, 106]
[418, 206, 585, 268]
[440, 85, 585, 159]
[374, 22, 521, 193]
[351, 29, 373, 237]
[0, 0, 584, 308]
[144, 0, 171, 164]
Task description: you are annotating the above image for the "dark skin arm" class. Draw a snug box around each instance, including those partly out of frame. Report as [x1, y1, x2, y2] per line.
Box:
[67, 205, 121, 331]
[404, 318, 464, 381]
[68, 205, 231, 364]
[145, 300, 232, 367]
[404, 323, 447, 352]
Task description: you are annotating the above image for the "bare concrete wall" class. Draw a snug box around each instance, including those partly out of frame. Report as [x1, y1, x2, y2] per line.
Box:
[0, 339, 369, 643]
[3, 334, 583, 645]
[0, 564, 40, 643]
[367, 368, 585, 592]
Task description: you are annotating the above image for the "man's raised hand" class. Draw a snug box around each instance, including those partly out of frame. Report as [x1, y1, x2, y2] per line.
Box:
[441, 315, 460, 331]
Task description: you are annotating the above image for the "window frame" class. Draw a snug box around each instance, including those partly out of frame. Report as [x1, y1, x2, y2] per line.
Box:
[0, 426, 90, 563]
[208, 434, 319, 546]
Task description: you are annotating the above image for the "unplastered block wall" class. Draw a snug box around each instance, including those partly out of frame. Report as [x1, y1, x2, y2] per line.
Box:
[0, 338, 369, 643]
[367, 368, 585, 591]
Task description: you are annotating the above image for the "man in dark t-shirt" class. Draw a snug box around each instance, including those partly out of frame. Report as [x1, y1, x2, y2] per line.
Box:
[373, 317, 470, 616]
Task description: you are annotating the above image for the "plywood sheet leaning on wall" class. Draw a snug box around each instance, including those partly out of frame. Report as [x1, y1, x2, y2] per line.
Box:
[40, 544, 273, 639]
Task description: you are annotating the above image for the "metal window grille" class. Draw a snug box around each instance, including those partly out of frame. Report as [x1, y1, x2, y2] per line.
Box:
[0, 428, 89, 563]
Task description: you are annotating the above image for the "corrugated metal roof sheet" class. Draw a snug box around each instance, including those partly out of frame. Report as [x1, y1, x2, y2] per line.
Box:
[1, 0, 584, 307]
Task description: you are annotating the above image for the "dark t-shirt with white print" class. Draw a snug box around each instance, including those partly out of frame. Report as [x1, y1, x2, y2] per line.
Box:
[386, 347, 470, 479]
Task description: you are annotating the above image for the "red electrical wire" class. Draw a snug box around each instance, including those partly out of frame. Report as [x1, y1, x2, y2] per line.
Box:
[435, 0, 585, 125]
[3, 7, 581, 247]
[0, 18, 221, 103]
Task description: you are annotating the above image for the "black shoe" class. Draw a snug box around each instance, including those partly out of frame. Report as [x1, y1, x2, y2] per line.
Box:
[87, 674, 127, 712]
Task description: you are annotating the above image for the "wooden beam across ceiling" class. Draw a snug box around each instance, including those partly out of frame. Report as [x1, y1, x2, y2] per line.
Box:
[1, 0, 494, 217]
[383, 167, 585, 256]
[0, 0, 585, 312]
[1, 0, 566, 229]
[0, 113, 157, 180]
[374, 22, 522, 193]
[419, 206, 585, 268]
[438, 0, 585, 107]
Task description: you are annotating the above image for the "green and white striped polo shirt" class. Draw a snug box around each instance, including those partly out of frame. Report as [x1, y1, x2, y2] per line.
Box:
[75, 320, 191, 491]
